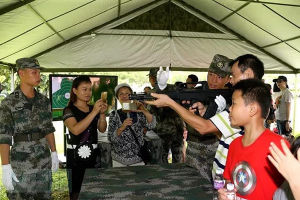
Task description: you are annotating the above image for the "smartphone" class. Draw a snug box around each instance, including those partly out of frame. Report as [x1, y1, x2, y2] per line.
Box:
[122, 101, 137, 111]
[101, 92, 107, 103]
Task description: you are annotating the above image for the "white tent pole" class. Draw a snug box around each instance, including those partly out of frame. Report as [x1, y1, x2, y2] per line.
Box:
[10, 68, 14, 91]
[292, 74, 297, 137]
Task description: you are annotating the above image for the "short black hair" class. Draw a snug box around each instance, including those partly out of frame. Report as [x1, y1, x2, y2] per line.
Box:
[230, 54, 264, 80]
[187, 74, 198, 83]
[291, 136, 300, 159]
[234, 79, 271, 119]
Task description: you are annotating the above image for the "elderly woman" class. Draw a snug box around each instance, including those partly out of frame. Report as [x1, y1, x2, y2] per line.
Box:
[108, 83, 156, 167]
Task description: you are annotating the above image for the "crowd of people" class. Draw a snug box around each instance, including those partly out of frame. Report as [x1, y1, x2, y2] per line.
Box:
[0, 54, 299, 200]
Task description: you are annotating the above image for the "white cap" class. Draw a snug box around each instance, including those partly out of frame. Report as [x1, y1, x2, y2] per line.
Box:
[114, 83, 132, 95]
[226, 183, 235, 190]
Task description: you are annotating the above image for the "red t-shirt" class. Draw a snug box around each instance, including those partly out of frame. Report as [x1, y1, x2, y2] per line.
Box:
[223, 129, 289, 200]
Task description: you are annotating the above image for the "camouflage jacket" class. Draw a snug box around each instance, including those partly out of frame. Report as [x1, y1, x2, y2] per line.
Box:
[0, 86, 55, 145]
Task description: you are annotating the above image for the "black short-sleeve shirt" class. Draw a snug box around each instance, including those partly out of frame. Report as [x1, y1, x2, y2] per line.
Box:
[63, 104, 99, 145]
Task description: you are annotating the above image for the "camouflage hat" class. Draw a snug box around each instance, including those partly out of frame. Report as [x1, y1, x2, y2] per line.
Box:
[208, 54, 232, 77]
[147, 68, 159, 78]
[16, 57, 41, 70]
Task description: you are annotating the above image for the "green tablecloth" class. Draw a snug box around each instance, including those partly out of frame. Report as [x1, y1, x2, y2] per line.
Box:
[79, 164, 213, 200]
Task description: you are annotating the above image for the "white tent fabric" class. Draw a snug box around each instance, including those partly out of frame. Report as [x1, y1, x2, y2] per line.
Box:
[38, 29, 284, 71]
[0, 0, 299, 73]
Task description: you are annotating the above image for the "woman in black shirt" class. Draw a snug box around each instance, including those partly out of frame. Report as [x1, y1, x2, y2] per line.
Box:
[63, 75, 107, 200]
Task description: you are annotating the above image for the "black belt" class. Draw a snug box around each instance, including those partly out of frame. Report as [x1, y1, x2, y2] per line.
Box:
[14, 133, 44, 142]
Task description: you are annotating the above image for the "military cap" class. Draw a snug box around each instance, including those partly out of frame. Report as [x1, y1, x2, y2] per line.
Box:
[147, 68, 159, 78]
[208, 54, 232, 77]
[16, 57, 41, 70]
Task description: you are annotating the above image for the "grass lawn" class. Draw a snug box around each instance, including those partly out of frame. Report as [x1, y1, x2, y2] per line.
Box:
[0, 166, 69, 200]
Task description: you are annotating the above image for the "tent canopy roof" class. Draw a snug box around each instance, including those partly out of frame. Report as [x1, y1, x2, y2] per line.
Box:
[0, 0, 299, 73]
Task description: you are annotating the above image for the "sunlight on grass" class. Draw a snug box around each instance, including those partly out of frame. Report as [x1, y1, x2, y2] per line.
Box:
[0, 164, 69, 200]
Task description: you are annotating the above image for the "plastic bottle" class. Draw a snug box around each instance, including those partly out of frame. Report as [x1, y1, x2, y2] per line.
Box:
[213, 168, 225, 190]
[226, 183, 236, 200]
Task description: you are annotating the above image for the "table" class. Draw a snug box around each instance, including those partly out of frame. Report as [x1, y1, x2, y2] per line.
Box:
[79, 164, 213, 200]
[98, 131, 163, 168]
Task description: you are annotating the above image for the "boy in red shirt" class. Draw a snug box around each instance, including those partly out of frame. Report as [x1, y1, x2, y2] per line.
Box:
[218, 79, 289, 200]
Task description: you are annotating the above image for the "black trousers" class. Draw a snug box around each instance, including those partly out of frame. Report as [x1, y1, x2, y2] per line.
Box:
[66, 148, 99, 200]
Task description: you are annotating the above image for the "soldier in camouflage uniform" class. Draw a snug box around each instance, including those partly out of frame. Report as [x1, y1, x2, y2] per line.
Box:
[185, 54, 232, 182]
[0, 58, 59, 200]
[148, 68, 184, 163]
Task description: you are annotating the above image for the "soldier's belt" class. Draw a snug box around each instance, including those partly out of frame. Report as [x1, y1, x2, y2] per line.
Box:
[13, 133, 44, 142]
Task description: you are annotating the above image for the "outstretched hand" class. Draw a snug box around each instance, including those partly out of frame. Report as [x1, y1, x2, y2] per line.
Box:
[144, 93, 173, 107]
[157, 66, 169, 90]
[268, 139, 299, 183]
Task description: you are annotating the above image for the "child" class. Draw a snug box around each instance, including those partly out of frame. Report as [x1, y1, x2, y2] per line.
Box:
[218, 79, 289, 200]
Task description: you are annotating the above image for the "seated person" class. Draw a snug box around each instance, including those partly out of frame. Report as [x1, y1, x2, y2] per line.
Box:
[218, 79, 289, 200]
[108, 83, 156, 167]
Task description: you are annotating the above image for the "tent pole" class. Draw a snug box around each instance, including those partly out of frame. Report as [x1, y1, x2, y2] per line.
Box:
[10, 68, 14, 91]
[292, 74, 298, 137]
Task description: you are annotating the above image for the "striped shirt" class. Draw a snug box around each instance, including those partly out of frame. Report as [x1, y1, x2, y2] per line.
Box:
[210, 110, 243, 178]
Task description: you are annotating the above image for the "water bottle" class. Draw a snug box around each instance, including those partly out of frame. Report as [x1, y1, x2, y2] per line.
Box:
[226, 183, 236, 200]
[214, 168, 225, 190]
[213, 168, 225, 200]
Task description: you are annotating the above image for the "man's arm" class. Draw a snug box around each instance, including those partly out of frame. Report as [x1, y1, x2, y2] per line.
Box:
[45, 133, 56, 152]
[146, 93, 218, 134]
[0, 144, 10, 165]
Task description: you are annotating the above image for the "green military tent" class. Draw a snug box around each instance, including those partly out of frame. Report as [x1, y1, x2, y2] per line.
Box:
[0, 0, 299, 73]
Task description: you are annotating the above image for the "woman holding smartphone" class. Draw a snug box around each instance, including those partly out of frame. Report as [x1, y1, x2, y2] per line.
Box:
[63, 75, 107, 200]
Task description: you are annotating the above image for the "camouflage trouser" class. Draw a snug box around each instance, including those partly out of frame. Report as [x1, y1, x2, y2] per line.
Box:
[7, 138, 52, 200]
[185, 140, 218, 183]
[159, 135, 183, 164]
[7, 170, 52, 200]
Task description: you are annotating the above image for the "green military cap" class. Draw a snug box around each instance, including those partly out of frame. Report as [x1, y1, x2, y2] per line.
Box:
[208, 54, 232, 77]
[147, 68, 159, 78]
[16, 57, 41, 70]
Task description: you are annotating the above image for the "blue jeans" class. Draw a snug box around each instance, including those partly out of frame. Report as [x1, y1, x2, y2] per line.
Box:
[276, 120, 290, 136]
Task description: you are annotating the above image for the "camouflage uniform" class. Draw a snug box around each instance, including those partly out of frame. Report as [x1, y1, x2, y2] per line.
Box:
[185, 126, 218, 183]
[149, 85, 184, 163]
[0, 86, 55, 200]
[184, 53, 233, 183]
[184, 81, 219, 182]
